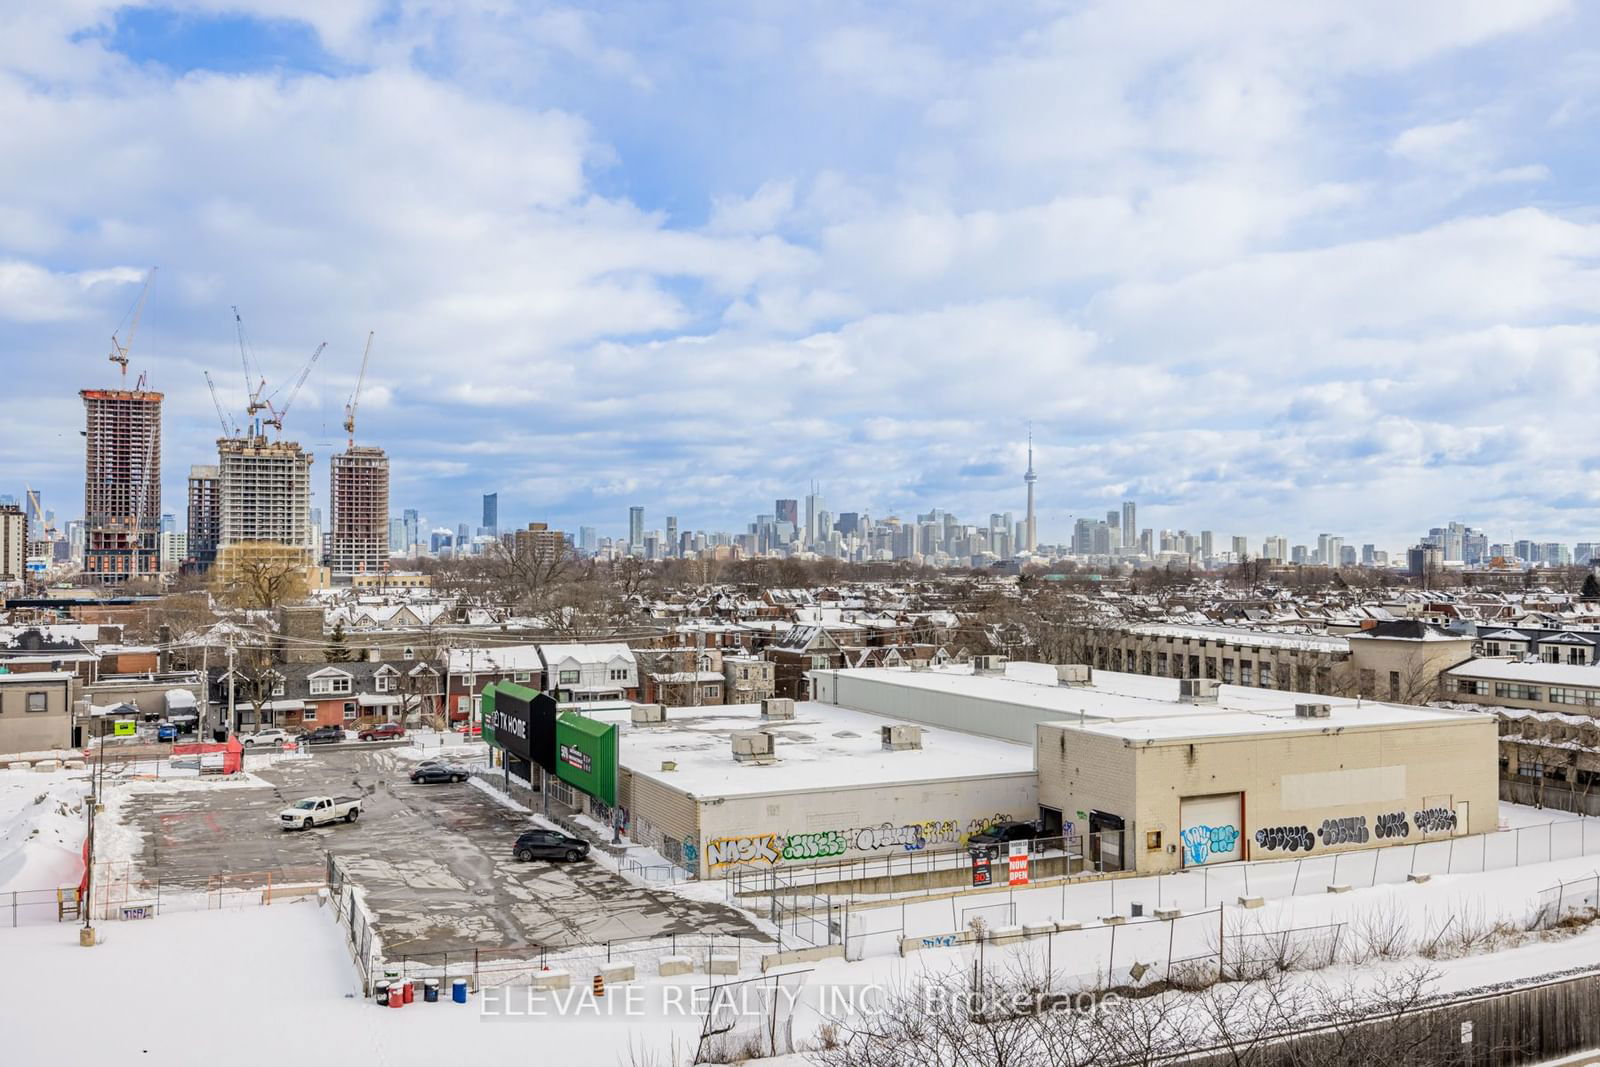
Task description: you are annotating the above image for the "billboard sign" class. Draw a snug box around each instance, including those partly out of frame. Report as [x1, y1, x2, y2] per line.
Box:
[1007, 839, 1030, 886]
[972, 858, 992, 888]
[483, 682, 559, 772]
[554, 712, 618, 805]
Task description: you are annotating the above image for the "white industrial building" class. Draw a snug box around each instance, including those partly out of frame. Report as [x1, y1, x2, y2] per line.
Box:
[589, 698, 1036, 880]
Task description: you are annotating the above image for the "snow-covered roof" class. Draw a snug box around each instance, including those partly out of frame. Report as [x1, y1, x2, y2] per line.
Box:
[1446, 658, 1600, 687]
[1127, 623, 1350, 654]
[445, 644, 545, 674]
[583, 700, 1034, 799]
[538, 643, 634, 666]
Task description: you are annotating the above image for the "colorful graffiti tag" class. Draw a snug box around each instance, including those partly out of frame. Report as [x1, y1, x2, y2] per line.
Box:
[782, 830, 847, 862]
[701, 815, 1013, 870]
[1179, 823, 1241, 865]
[707, 833, 782, 869]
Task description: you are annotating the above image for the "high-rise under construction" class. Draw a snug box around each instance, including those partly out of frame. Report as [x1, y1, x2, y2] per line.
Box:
[329, 445, 389, 579]
[81, 388, 162, 584]
[217, 436, 315, 558]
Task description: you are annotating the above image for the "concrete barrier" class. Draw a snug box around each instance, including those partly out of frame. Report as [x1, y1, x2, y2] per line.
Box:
[32, 760, 61, 772]
[1154, 908, 1182, 921]
[599, 962, 636, 984]
[1407, 872, 1432, 885]
[658, 956, 693, 977]
[7, 762, 31, 771]
[1327, 883, 1352, 894]
[1100, 915, 1127, 926]
[1238, 896, 1265, 909]
[1054, 921, 1082, 932]
[761, 945, 844, 972]
[988, 924, 1025, 945]
[706, 954, 739, 975]
[532, 969, 571, 991]
[1023, 922, 1055, 939]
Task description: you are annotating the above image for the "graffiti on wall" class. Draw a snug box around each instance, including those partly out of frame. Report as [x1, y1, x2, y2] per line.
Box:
[707, 833, 782, 869]
[1255, 825, 1316, 852]
[1374, 812, 1410, 839]
[1317, 815, 1369, 847]
[681, 840, 699, 868]
[1414, 807, 1458, 834]
[1180, 823, 1241, 865]
[782, 830, 847, 862]
[702, 814, 1017, 870]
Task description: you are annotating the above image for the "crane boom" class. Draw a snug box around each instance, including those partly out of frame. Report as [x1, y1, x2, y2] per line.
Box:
[109, 268, 157, 382]
[343, 331, 375, 447]
[204, 371, 238, 438]
[233, 305, 269, 424]
[265, 341, 325, 432]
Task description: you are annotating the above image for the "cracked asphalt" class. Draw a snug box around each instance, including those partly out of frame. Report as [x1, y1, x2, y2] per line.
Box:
[118, 745, 767, 957]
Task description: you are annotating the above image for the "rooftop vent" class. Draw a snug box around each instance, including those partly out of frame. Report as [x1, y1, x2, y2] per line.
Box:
[760, 697, 796, 721]
[660, 760, 677, 772]
[732, 729, 777, 763]
[631, 703, 666, 725]
[1179, 678, 1221, 704]
[1295, 703, 1332, 719]
[972, 655, 1008, 675]
[881, 723, 924, 751]
[1056, 664, 1093, 687]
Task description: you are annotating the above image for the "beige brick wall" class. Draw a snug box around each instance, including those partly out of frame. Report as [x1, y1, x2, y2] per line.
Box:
[1040, 716, 1499, 873]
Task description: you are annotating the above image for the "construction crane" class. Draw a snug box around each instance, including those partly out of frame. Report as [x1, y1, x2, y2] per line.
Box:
[23, 486, 55, 541]
[204, 371, 240, 438]
[108, 268, 157, 383]
[264, 341, 325, 433]
[232, 305, 270, 432]
[343, 331, 375, 448]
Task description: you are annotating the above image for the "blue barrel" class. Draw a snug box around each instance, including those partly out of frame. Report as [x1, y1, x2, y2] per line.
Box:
[451, 978, 468, 1004]
[424, 979, 439, 1003]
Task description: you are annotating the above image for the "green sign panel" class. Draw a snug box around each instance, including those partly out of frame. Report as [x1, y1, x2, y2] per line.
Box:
[479, 683, 497, 748]
[555, 712, 618, 806]
[113, 720, 137, 737]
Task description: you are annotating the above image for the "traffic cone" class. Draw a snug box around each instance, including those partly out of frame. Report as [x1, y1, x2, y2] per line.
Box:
[593, 974, 605, 997]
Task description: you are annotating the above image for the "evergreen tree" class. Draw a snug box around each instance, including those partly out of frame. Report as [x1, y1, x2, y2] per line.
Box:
[325, 619, 354, 662]
[1583, 572, 1600, 599]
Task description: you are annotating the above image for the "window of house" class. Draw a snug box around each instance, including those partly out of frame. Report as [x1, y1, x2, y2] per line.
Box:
[1389, 671, 1401, 701]
[514, 672, 530, 682]
[610, 668, 628, 681]
[26, 691, 47, 713]
[1221, 659, 1234, 684]
[375, 674, 389, 693]
[1518, 761, 1544, 779]
[1156, 652, 1168, 675]
[310, 675, 353, 696]
[1570, 649, 1588, 665]
[457, 695, 469, 713]
[302, 708, 317, 723]
[1258, 662, 1272, 688]
[1494, 683, 1542, 701]
[559, 670, 580, 685]
[1541, 648, 1561, 664]
[1550, 687, 1600, 707]
[1483, 642, 1501, 657]
[344, 703, 358, 721]
[1240, 662, 1253, 687]
[403, 647, 415, 661]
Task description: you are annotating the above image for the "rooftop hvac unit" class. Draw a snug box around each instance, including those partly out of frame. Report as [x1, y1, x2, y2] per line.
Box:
[1294, 703, 1332, 719]
[1056, 664, 1093, 687]
[1179, 678, 1221, 703]
[880, 723, 924, 751]
[660, 760, 677, 772]
[760, 697, 796, 720]
[972, 655, 1008, 675]
[631, 703, 666, 725]
[732, 730, 776, 762]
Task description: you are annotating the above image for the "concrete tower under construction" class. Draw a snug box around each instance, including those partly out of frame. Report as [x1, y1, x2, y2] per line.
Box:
[217, 436, 315, 566]
[329, 446, 389, 580]
[81, 388, 162, 584]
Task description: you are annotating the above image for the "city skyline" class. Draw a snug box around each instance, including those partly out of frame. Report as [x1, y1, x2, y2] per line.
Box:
[6, 5, 1600, 546]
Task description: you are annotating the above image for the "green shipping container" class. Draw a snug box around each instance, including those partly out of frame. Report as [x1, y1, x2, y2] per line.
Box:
[555, 712, 618, 806]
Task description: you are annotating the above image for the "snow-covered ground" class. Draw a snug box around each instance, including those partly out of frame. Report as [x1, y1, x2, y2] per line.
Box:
[0, 768, 89, 893]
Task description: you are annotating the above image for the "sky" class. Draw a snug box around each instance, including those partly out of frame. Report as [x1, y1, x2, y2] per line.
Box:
[3, 1, 1600, 552]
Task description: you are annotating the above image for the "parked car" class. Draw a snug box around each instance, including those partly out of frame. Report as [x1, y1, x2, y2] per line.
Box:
[410, 764, 469, 784]
[278, 795, 363, 830]
[967, 821, 1042, 859]
[512, 828, 590, 863]
[242, 728, 289, 746]
[416, 758, 465, 772]
[302, 725, 346, 745]
[358, 722, 406, 742]
[156, 723, 179, 742]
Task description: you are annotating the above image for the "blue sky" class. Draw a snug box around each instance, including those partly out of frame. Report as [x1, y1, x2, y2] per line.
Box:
[3, 1, 1600, 551]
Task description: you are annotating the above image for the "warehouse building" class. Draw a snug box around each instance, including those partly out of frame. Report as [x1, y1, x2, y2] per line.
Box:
[812, 661, 1497, 873]
[579, 698, 1036, 880]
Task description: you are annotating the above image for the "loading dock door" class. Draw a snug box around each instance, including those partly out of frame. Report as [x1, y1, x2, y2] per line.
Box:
[1179, 793, 1244, 867]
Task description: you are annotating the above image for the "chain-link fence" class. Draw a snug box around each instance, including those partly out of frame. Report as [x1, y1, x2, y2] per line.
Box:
[1531, 871, 1600, 930]
[695, 969, 811, 1063]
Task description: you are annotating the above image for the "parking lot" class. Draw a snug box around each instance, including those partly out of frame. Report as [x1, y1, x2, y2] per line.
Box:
[116, 745, 767, 957]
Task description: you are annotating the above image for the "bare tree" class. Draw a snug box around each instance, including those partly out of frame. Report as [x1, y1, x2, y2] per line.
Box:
[212, 542, 310, 611]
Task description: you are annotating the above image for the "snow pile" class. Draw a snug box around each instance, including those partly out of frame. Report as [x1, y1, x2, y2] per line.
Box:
[0, 769, 90, 892]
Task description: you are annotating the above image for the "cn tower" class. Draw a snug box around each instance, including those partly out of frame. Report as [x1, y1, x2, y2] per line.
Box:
[1023, 425, 1037, 553]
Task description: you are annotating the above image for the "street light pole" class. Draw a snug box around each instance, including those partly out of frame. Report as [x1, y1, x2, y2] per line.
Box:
[226, 643, 236, 737]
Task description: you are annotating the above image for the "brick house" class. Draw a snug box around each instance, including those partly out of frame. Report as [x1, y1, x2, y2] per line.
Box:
[211, 658, 444, 731]
[767, 624, 846, 700]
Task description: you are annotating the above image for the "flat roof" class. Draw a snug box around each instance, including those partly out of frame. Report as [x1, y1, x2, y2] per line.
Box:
[1446, 658, 1600, 687]
[1127, 623, 1350, 654]
[0, 671, 75, 683]
[819, 662, 1489, 742]
[580, 700, 1034, 800]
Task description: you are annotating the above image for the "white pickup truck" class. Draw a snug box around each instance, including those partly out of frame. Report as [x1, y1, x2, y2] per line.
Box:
[278, 795, 363, 830]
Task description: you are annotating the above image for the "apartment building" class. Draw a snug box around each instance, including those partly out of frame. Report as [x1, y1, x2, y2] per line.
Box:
[329, 445, 389, 580]
[185, 464, 220, 573]
[81, 388, 162, 584]
[216, 436, 315, 575]
[0, 504, 25, 582]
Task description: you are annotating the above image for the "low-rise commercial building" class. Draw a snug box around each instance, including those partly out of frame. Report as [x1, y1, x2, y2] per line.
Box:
[0, 671, 76, 753]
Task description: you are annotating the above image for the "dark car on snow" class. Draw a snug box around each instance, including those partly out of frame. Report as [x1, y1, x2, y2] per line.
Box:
[967, 820, 1042, 859]
[302, 725, 346, 745]
[513, 828, 590, 863]
[409, 764, 469, 784]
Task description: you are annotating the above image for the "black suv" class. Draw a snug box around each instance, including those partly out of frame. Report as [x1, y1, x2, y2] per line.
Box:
[967, 820, 1041, 859]
[513, 829, 590, 863]
[302, 725, 346, 745]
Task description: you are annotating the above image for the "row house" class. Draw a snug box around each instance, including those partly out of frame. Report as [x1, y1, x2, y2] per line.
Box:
[767, 625, 847, 700]
[211, 659, 444, 730]
[442, 642, 640, 724]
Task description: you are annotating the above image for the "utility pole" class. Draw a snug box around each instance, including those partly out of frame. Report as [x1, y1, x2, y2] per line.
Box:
[200, 643, 209, 737]
[226, 643, 236, 737]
